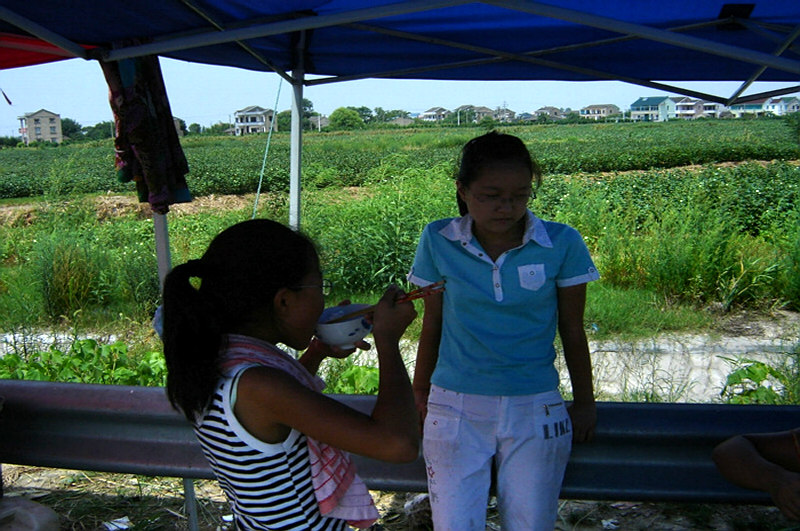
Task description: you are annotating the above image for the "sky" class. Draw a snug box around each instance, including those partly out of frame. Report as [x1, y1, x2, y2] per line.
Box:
[1, 56, 799, 137]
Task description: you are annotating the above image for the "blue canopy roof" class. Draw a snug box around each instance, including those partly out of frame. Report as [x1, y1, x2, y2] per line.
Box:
[1, 1, 799, 103]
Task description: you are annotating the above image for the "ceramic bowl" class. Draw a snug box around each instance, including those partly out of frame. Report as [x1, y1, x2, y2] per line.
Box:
[315, 303, 373, 349]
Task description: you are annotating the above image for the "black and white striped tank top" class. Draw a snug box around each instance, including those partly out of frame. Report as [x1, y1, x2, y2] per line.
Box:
[195, 371, 350, 531]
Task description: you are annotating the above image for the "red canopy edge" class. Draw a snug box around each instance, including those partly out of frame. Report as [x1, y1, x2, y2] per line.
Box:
[0, 32, 94, 69]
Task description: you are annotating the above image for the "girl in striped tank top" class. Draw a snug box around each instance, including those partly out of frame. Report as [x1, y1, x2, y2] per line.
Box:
[161, 219, 419, 530]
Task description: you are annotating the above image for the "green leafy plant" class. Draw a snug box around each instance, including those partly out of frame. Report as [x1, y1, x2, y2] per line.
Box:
[0, 338, 166, 386]
[321, 358, 380, 395]
[719, 350, 799, 404]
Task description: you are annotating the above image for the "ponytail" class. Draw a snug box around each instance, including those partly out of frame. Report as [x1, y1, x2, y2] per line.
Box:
[163, 259, 222, 421]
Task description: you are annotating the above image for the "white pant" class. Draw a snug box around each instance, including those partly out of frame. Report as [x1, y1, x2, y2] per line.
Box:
[423, 385, 572, 531]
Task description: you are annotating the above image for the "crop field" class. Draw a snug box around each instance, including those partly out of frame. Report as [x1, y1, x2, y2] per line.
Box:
[0, 118, 799, 395]
[1, 118, 799, 198]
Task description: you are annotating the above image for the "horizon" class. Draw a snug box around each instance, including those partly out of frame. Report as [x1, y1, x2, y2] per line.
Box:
[1, 57, 799, 137]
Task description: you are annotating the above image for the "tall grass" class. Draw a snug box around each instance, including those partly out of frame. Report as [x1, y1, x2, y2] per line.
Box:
[1, 121, 799, 391]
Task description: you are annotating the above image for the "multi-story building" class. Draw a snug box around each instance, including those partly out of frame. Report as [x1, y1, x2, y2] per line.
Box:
[630, 96, 676, 121]
[671, 97, 726, 119]
[419, 107, 451, 122]
[763, 96, 800, 116]
[580, 104, 621, 120]
[233, 105, 277, 135]
[728, 98, 769, 118]
[452, 105, 493, 124]
[493, 106, 516, 122]
[535, 106, 563, 120]
[18, 109, 62, 144]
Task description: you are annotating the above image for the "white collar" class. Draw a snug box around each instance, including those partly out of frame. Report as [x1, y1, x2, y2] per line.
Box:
[439, 210, 553, 248]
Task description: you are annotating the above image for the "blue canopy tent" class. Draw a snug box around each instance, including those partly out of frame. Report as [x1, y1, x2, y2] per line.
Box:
[1, 4, 799, 526]
[1, 0, 799, 275]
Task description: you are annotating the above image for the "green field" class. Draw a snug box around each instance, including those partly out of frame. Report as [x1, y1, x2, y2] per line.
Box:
[2, 118, 799, 198]
[1, 119, 798, 397]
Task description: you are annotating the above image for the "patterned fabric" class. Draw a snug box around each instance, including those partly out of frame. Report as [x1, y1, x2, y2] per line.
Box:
[201, 334, 378, 529]
[99, 53, 191, 214]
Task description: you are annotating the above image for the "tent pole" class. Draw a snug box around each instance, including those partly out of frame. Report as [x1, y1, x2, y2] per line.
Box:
[153, 212, 172, 286]
[289, 36, 305, 231]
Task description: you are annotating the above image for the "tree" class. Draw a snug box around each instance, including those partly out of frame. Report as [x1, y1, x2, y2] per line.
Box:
[277, 110, 292, 132]
[82, 121, 115, 140]
[347, 106, 373, 124]
[0, 136, 18, 148]
[205, 122, 230, 135]
[188, 123, 202, 135]
[61, 117, 84, 140]
[373, 107, 410, 123]
[329, 107, 365, 130]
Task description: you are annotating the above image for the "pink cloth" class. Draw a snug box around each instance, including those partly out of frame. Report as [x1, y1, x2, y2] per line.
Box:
[219, 334, 379, 528]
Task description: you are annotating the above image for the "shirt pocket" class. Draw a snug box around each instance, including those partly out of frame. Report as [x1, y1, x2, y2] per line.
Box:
[518, 263, 546, 291]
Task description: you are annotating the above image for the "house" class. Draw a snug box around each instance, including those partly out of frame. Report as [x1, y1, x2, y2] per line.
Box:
[453, 105, 493, 124]
[535, 106, 563, 120]
[233, 105, 277, 135]
[580, 104, 621, 121]
[493, 106, 516, 123]
[728, 98, 769, 118]
[671, 97, 726, 119]
[17, 109, 62, 144]
[389, 116, 414, 126]
[629, 97, 676, 121]
[419, 107, 451, 122]
[309, 115, 329, 130]
[763, 96, 800, 116]
[173, 117, 185, 137]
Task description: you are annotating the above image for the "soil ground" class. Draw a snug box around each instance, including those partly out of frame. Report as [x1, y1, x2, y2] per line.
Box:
[1, 464, 796, 530]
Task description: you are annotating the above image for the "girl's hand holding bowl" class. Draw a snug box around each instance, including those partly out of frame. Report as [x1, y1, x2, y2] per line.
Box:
[315, 302, 374, 350]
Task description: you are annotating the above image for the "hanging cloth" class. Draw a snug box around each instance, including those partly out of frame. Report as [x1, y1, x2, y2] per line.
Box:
[100, 53, 191, 214]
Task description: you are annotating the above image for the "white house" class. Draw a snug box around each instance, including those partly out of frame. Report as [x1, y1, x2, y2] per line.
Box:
[764, 96, 800, 116]
[580, 104, 620, 120]
[419, 107, 451, 122]
[630, 97, 676, 121]
[233, 105, 277, 135]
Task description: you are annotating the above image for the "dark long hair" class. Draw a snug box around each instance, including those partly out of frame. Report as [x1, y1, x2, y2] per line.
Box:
[455, 131, 542, 216]
[162, 219, 317, 421]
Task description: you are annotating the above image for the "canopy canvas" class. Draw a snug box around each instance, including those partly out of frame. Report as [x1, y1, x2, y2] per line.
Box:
[2, 0, 799, 273]
[2, 1, 799, 97]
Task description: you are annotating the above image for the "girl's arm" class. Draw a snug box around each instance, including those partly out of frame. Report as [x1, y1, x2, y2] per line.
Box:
[234, 286, 420, 463]
[413, 292, 443, 424]
[557, 283, 596, 443]
[713, 430, 800, 520]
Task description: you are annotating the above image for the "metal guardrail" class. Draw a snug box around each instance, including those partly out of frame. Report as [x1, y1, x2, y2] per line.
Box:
[1, 380, 798, 524]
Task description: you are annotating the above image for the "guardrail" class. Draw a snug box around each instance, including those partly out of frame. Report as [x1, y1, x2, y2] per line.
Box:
[1, 380, 798, 529]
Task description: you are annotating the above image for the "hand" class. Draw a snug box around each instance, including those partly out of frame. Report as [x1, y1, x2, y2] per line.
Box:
[568, 402, 596, 443]
[371, 285, 417, 343]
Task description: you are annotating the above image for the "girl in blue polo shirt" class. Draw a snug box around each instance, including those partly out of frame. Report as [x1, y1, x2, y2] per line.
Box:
[408, 131, 599, 530]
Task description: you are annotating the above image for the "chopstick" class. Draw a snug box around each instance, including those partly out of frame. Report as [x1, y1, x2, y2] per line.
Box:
[324, 281, 445, 324]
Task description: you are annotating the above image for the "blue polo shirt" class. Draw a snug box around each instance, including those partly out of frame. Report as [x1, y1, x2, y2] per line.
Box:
[407, 211, 599, 396]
